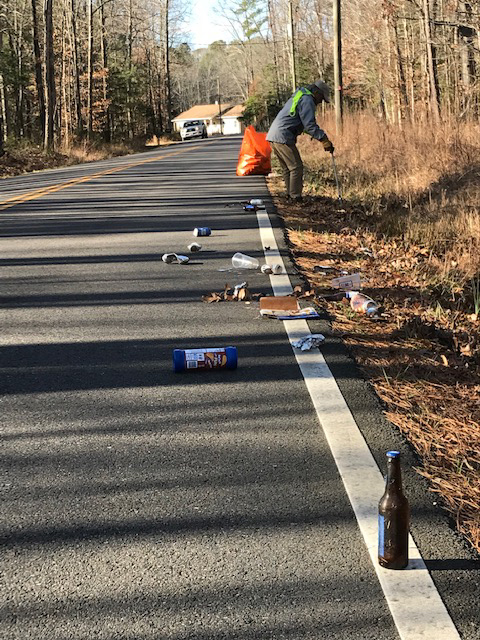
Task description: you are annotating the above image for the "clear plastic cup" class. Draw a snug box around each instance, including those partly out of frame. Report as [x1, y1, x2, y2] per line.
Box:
[232, 252, 260, 269]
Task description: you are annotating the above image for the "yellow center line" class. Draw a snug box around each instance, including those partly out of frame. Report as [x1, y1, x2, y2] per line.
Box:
[0, 142, 212, 212]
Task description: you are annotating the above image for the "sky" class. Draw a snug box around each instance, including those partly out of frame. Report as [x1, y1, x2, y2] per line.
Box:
[186, 0, 233, 49]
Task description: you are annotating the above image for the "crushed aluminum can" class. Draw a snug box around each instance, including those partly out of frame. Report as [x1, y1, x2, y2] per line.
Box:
[261, 264, 283, 275]
[292, 334, 326, 350]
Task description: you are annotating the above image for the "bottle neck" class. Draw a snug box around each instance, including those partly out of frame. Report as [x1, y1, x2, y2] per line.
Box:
[386, 458, 403, 493]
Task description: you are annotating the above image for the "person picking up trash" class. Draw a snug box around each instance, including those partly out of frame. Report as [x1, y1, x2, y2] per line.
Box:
[266, 79, 334, 202]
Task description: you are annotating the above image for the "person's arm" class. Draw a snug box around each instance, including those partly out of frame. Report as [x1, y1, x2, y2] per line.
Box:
[297, 96, 327, 141]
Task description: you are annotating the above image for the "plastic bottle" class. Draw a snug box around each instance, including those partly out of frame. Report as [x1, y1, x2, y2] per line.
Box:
[173, 347, 237, 372]
[193, 227, 211, 237]
[346, 291, 379, 316]
[231, 252, 260, 269]
[378, 451, 410, 569]
[250, 198, 264, 206]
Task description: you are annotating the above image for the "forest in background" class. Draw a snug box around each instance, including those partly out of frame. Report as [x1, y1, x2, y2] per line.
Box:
[1, 0, 480, 154]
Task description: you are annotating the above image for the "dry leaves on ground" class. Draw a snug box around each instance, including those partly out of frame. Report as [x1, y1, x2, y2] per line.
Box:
[270, 186, 480, 553]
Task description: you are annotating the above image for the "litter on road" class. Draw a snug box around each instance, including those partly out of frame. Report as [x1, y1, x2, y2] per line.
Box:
[162, 253, 190, 264]
[259, 296, 320, 319]
[231, 252, 260, 269]
[202, 283, 263, 303]
[193, 227, 211, 236]
[292, 334, 326, 350]
[173, 347, 238, 372]
[188, 242, 202, 252]
[261, 263, 283, 275]
[378, 451, 410, 569]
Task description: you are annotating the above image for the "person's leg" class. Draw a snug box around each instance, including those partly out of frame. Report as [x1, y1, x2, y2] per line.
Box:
[270, 142, 292, 197]
[286, 144, 304, 199]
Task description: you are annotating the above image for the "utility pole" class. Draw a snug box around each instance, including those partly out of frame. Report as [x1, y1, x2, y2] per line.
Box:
[287, 0, 297, 93]
[217, 77, 223, 135]
[333, 0, 343, 135]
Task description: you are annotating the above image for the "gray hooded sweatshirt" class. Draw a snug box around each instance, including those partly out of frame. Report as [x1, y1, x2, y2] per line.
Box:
[266, 90, 326, 146]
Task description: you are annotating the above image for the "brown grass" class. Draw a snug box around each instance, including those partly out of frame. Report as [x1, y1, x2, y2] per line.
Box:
[269, 111, 480, 553]
[300, 112, 480, 290]
[0, 135, 178, 179]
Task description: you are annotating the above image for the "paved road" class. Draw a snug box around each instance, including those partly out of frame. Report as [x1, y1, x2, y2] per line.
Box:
[0, 137, 478, 640]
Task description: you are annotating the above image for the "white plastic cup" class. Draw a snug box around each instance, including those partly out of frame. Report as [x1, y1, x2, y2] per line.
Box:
[231, 252, 260, 269]
[188, 242, 202, 252]
[261, 264, 273, 274]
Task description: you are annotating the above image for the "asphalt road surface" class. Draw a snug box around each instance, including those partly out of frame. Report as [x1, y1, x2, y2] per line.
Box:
[1, 137, 478, 640]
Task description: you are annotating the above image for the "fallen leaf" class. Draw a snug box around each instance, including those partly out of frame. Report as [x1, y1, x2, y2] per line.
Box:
[298, 289, 315, 299]
[202, 292, 222, 303]
[440, 354, 449, 366]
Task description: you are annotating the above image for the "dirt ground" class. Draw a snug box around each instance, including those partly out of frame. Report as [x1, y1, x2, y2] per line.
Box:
[268, 180, 480, 554]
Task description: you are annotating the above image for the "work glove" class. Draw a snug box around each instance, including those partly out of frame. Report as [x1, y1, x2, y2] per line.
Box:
[321, 136, 334, 154]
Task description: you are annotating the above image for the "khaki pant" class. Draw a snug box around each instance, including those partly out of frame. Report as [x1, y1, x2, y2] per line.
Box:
[270, 141, 304, 198]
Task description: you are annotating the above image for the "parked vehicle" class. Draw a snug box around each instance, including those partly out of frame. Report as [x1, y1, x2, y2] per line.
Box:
[180, 120, 207, 141]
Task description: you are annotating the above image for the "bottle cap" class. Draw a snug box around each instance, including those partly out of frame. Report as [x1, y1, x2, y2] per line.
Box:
[386, 450, 401, 458]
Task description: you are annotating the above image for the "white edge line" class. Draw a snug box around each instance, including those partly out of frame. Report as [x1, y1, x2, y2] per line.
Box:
[256, 210, 460, 640]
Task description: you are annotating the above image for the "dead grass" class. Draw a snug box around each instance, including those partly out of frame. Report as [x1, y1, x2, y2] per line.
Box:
[300, 112, 480, 292]
[268, 112, 480, 553]
[0, 135, 178, 179]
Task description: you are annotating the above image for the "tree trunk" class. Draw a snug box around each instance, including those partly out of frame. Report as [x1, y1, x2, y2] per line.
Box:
[100, 1, 111, 141]
[164, 0, 172, 131]
[267, 0, 280, 103]
[70, 0, 84, 135]
[126, 0, 133, 138]
[423, 0, 441, 122]
[0, 32, 7, 147]
[31, 0, 46, 140]
[61, 11, 69, 147]
[87, 0, 94, 137]
[44, 0, 56, 149]
[403, 17, 414, 122]
[393, 19, 408, 122]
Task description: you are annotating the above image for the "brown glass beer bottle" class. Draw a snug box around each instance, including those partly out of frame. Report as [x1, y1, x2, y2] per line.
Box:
[378, 450, 410, 569]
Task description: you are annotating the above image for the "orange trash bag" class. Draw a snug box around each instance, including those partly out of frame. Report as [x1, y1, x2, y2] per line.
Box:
[236, 126, 272, 176]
